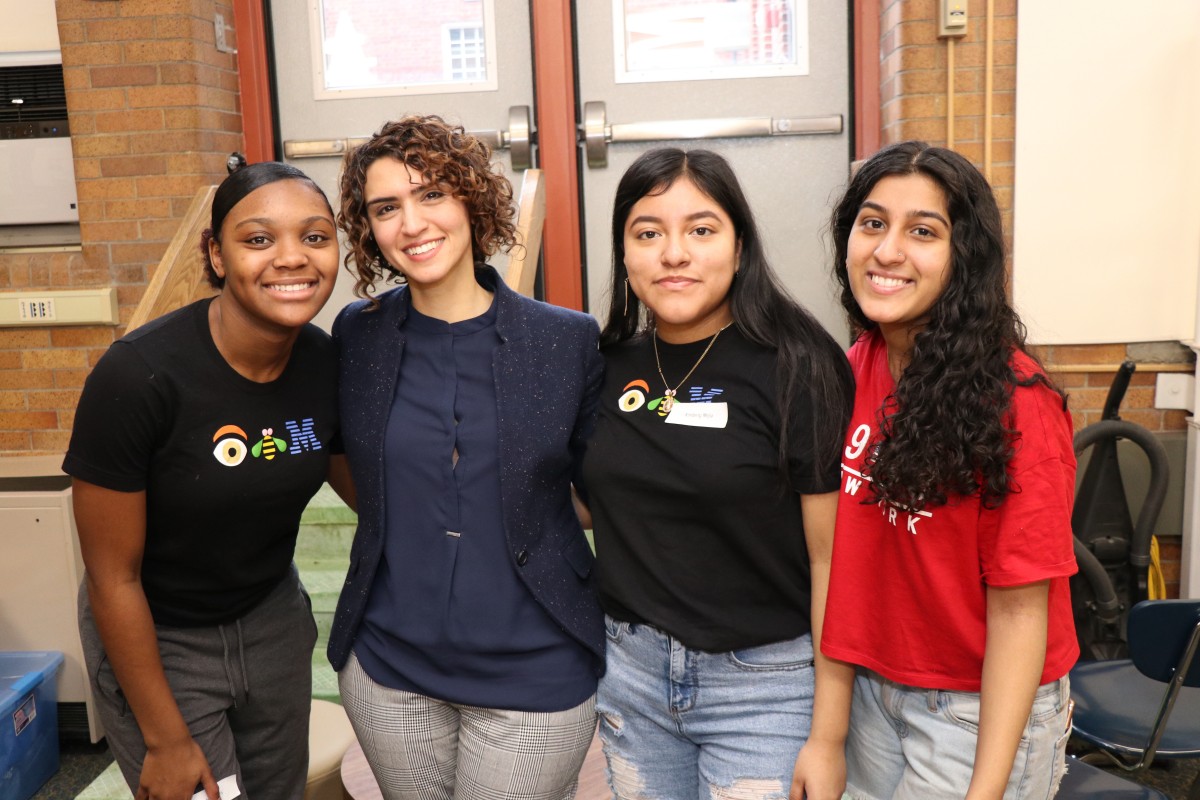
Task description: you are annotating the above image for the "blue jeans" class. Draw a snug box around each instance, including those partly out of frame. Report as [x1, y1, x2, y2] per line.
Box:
[596, 616, 815, 800]
[845, 669, 1071, 800]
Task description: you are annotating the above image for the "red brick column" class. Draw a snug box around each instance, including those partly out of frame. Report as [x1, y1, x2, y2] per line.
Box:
[0, 1, 243, 454]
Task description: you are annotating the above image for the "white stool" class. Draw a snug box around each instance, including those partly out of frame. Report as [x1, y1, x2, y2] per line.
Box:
[305, 699, 357, 800]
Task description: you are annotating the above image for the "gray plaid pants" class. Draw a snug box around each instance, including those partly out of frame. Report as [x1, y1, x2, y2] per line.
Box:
[338, 651, 597, 800]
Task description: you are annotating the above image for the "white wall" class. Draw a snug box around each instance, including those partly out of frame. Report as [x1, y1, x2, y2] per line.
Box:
[1012, 3, 1200, 345]
[0, 0, 59, 54]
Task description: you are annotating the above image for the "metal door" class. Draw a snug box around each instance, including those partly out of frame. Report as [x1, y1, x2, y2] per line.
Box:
[270, 0, 535, 331]
[269, 1, 851, 339]
[574, 0, 850, 341]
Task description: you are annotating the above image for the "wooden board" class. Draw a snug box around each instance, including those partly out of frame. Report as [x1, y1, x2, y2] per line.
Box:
[125, 185, 218, 333]
[505, 169, 546, 298]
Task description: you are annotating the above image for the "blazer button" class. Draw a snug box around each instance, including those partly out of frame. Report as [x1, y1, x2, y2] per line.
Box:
[516, 549, 529, 566]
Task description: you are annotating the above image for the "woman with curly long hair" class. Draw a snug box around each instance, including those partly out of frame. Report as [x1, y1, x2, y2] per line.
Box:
[327, 115, 604, 800]
[822, 141, 1078, 799]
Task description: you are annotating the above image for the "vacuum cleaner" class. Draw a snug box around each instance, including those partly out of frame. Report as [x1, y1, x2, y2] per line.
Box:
[1070, 361, 1170, 662]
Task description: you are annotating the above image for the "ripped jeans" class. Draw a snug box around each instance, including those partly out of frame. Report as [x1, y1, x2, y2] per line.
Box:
[597, 616, 815, 800]
[844, 670, 1071, 799]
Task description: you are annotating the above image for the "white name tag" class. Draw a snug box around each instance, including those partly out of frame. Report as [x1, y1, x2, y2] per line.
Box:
[665, 402, 728, 428]
[193, 775, 241, 800]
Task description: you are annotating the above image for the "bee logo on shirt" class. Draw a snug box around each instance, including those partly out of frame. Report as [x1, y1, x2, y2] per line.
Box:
[619, 379, 674, 416]
[252, 428, 288, 460]
[618, 379, 726, 419]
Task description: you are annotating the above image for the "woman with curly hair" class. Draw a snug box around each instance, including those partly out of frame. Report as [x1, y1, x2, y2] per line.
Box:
[327, 115, 604, 799]
[822, 141, 1078, 799]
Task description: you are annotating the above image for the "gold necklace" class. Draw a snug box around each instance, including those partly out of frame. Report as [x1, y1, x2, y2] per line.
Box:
[652, 323, 730, 414]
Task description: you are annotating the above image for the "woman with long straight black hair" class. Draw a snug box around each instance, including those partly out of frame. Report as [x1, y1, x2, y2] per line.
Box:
[582, 147, 854, 800]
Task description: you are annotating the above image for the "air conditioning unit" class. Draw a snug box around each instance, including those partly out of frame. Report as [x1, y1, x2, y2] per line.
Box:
[0, 52, 78, 226]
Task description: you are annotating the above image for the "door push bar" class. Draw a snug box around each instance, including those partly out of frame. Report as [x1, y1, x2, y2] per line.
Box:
[282, 105, 534, 170]
[581, 100, 843, 168]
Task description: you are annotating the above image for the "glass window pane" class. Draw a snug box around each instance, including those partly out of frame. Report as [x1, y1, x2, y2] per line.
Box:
[314, 0, 497, 97]
[614, 0, 809, 84]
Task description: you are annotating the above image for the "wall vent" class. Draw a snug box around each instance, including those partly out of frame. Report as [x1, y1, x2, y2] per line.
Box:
[0, 64, 68, 126]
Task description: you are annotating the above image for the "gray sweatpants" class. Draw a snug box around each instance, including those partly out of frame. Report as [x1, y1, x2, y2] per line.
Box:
[79, 566, 317, 800]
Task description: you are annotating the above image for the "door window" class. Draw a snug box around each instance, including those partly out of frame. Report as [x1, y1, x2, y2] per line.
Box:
[614, 0, 808, 83]
[311, 0, 498, 98]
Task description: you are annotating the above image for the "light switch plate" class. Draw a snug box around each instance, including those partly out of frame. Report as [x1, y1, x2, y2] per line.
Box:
[0, 288, 118, 326]
[1155, 372, 1195, 412]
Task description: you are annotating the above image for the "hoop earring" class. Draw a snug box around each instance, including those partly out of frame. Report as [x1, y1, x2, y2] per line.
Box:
[623, 277, 630, 316]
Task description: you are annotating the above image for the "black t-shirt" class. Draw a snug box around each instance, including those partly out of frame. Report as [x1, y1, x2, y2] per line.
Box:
[64, 298, 340, 627]
[582, 327, 840, 652]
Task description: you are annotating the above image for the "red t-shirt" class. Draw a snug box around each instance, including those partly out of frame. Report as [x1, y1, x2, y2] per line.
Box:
[823, 331, 1079, 691]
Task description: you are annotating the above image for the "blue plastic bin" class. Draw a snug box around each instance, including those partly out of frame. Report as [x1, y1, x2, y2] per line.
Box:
[0, 651, 64, 800]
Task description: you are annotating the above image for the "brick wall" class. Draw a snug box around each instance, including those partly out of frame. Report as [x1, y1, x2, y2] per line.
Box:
[877, 0, 1195, 596]
[0, 1, 243, 455]
[879, 0, 1016, 241]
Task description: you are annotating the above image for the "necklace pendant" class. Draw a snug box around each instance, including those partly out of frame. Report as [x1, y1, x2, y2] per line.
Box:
[661, 390, 675, 414]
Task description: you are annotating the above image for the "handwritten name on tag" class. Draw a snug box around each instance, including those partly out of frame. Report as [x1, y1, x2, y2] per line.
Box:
[665, 402, 728, 428]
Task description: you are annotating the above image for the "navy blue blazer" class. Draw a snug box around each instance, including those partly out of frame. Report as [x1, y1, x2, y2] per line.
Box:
[327, 265, 606, 673]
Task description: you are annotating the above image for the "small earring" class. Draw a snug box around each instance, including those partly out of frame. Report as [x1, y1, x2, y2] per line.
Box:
[623, 277, 630, 316]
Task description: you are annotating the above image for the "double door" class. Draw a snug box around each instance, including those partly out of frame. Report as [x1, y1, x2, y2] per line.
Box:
[271, 0, 850, 342]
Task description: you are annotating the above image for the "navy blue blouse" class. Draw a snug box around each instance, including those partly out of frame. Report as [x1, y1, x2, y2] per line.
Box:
[354, 297, 594, 711]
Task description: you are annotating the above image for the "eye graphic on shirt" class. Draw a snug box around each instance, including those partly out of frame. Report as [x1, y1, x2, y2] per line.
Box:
[212, 424, 249, 467]
[252, 428, 289, 460]
[619, 379, 650, 412]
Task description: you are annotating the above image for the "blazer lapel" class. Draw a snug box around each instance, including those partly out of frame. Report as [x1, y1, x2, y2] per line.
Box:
[360, 292, 409, 516]
[492, 277, 529, 545]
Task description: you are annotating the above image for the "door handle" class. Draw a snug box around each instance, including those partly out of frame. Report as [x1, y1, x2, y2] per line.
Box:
[581, 101, 842, 168]
[282, 105, 534, 170]
[505, 105, 533, 170]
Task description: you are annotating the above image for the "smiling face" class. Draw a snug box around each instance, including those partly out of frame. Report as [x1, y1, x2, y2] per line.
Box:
[363, 157, 476, 295]
[846, 173, 953, 343]
[208, 178, 338, 333]
[623, 177, 738, 343]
